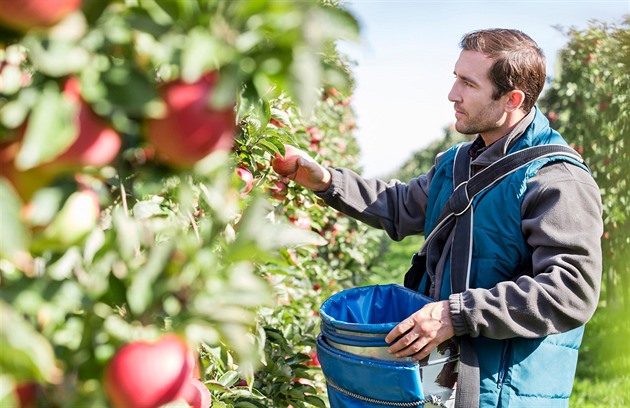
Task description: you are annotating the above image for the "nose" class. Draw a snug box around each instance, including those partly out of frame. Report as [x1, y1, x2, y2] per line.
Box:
[448, 82, 461, 103]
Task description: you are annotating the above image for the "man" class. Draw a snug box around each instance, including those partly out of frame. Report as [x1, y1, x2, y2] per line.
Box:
[272, 29, 602, 407]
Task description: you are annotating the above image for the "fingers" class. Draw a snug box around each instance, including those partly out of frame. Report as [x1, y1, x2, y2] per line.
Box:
[385, 317, 414, 344]
[387, 327, 438, 361]
[385, 301, 455, 361]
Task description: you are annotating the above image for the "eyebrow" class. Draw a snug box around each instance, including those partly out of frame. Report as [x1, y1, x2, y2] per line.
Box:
[453, 71, 480, 87]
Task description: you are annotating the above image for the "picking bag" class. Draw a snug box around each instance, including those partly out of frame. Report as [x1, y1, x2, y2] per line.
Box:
[317, 284, 458, 407]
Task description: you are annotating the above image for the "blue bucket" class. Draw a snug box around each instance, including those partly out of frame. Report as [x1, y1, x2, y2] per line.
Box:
[320, 284, 435, 337]
[317, 284, 458, 407]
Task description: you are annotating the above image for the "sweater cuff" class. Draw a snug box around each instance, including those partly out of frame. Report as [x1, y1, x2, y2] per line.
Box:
[314, 168, 342, 198]
[449, 293, 469, 337]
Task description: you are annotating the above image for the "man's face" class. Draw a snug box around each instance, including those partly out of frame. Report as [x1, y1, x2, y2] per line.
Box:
[448, 50, 509, 143]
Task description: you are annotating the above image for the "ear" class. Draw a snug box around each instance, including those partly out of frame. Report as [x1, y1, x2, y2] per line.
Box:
[505, 89, 525, 112]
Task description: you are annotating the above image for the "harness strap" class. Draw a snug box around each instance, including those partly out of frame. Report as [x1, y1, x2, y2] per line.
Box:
[450, 144, 479, 408]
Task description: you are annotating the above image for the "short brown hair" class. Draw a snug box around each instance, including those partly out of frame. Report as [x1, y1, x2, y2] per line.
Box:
[460, 29, 546, 112]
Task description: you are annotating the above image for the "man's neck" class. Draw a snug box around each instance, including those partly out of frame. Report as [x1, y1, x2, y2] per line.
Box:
[480, 110, 528, 146]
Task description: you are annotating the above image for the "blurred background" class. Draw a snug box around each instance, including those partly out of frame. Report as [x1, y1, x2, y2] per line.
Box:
[340, 0, 629, 178]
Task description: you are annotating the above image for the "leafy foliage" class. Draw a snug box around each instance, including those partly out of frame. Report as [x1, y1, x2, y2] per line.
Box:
[539, 18, 630, 309]
[0, 0, 385, 407]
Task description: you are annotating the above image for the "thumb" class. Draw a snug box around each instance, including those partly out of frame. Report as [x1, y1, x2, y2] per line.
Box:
[297, 156, 314, 168]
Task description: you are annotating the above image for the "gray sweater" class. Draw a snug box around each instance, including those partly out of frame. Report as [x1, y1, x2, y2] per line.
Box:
[316, 114, 603, 340]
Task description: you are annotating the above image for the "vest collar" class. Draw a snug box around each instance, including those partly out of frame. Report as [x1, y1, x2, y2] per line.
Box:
[470, 108, 538, 173]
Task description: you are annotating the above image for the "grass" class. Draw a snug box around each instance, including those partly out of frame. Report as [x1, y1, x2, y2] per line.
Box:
[571, 306, 630, 407]
[367, 237, 630, 407]
[363, 235, 425, 286]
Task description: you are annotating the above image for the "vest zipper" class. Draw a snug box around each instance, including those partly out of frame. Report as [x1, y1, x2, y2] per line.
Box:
[497, 340, 512, 389]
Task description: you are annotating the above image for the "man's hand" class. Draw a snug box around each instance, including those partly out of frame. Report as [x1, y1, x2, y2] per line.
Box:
[385, 300, 455, 361]
[271, 145, 331, 192]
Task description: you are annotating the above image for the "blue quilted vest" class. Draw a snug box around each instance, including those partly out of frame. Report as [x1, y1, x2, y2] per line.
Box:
[420, 109, 589, 407]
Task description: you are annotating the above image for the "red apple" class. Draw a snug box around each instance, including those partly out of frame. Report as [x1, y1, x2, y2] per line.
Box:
[306, 127, 323, 144]
[52, 77, 121, 168]
[291, 377, 313, 386]
[0, 0, 82, 31]
[289, 214, 311, 230]
[104, 334, 195, 408]
[181, 378, 212, 408]
[546, 112, 558, 122]
[2, 78, 120, 200]
[269, 118, 285, 128]
[271, 145, 304, 177]
[236, 167, 254, 195]
[324, 88, 340, 99]
[13, 382, 38, 408]
[306, 350, 320, 367]
[146, 72, 236, 168]
[270, 181, 287, 200]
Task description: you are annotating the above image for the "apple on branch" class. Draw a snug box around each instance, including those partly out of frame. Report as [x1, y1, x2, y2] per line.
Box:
[271, 145, 309, 177]
[53, 77, 122, 169]
[0, 0, 82, 31]
[146, 71, 236, 168]
[181, 378, 212, 408]
[236, 167, 254, 195]
[104, 334, 196, 408]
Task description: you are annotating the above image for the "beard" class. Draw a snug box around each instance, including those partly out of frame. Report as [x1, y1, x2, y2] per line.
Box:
[454, 100, 505, 136]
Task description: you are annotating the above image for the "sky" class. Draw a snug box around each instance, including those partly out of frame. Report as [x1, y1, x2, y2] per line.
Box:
[338, 0, 629, 178]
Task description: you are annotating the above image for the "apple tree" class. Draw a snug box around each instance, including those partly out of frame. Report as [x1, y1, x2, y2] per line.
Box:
[0, 0, 381, 407]
[539, 17, 630, 309]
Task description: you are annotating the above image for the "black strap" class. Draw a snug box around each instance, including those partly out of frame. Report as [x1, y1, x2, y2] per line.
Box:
[450, 143, 473, 294]
[450, 144, 479, 408]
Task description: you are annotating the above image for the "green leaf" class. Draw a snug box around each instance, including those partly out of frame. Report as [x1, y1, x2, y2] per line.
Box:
[137, 0, 174, 25]
[23, 184, 73, 227]
[0, 64, 21, 95]
[290, 45, 321, 116]
[113, 208, 141, 261]
[205, 380, 230, 392]
[153, 0, 198, 21]
[15, 83, 77, 170]
[211, 64, 241, 109]
[132, 197, 167, 219]
[257, 138, 282, 156]
[127, 242, 175, 315]
[23, 37, 90, 78]
[217, 370, 240, 387]
[312, 7, 361, 43]
[237, 85, 271, 131]
[0, 300, 61, 383]
[234, 400, 266, 408]
[304, 395, 327, 408]
[103, 65, 157, 116]
[0, 180, 30, 263]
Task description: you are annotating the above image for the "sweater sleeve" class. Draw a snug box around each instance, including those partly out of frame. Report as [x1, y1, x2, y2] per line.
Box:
[315, 167, 434, 241]
[449, 161, 603, 339]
